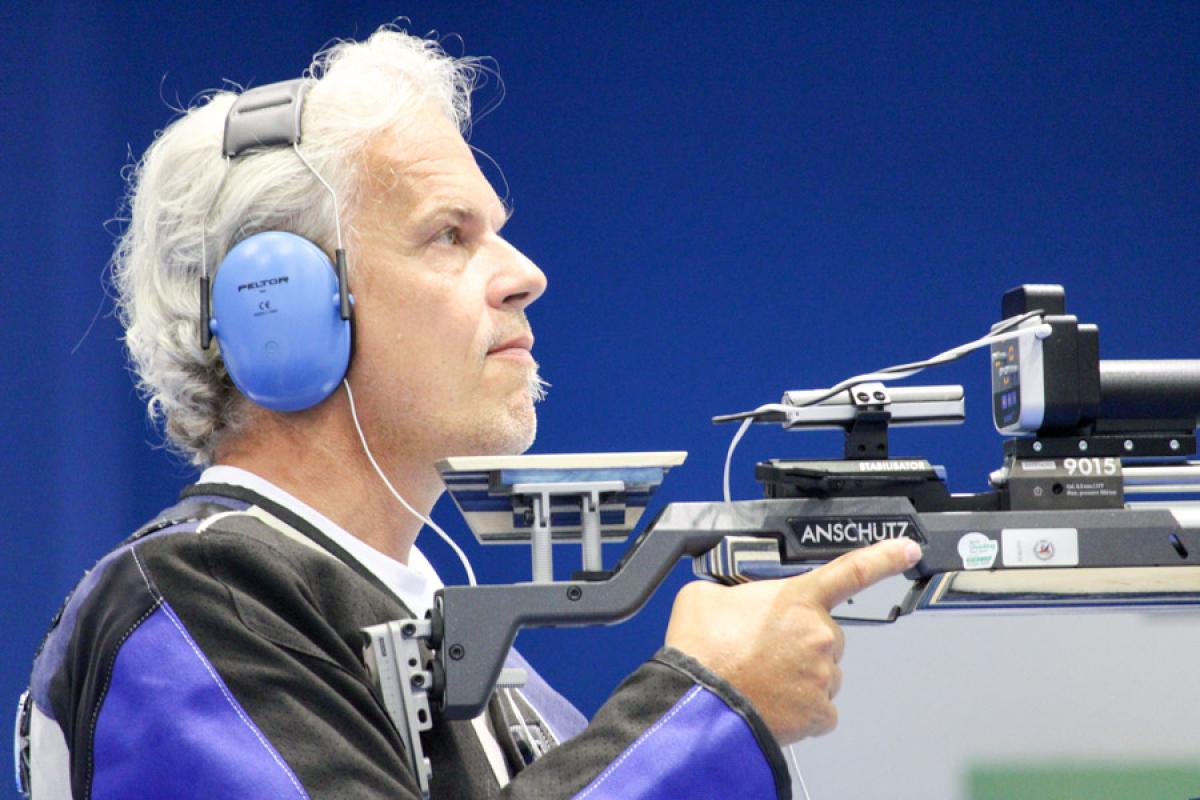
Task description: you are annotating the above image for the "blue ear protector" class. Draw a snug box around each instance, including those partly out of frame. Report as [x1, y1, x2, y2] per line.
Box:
[199, 80, 354, 412]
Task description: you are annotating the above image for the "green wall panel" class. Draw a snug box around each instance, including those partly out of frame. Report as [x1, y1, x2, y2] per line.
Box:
[969, 763, 1200, 800]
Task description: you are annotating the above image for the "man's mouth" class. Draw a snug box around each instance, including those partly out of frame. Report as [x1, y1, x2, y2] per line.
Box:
[486, 333, 535, 362]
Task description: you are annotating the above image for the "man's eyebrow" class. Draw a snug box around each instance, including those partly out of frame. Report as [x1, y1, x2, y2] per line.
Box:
[412, 203, 468, 227]
[412, 197, 510, 234]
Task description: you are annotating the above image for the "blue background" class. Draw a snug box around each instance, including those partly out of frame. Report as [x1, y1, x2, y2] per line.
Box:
[2, 3, 1196, 795]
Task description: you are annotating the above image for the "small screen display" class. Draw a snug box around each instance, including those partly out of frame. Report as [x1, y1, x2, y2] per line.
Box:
[992, 341, 1021, 428]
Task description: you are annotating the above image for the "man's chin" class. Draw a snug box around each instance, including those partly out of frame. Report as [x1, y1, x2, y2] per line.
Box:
[450, 404, 537, 459]
[499, 404, 538, 455]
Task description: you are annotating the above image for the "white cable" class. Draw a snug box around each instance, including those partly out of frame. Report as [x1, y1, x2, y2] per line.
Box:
[723, 402, 794, 501]
[813, 323, 1051, 405]
[785, 745, 814, 800]
[343, 378, 477, 586]
[723, 416, 754, 504]
[718, 320, 1052, 502]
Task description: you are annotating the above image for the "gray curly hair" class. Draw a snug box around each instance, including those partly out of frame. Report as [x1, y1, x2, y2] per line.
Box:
[112, 27, 483, 465]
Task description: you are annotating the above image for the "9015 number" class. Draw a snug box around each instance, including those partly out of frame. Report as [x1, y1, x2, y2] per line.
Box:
[1062, 457, 1119, 476]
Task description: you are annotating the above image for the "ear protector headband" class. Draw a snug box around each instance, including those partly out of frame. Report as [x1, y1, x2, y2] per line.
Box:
[199, 79, 353, 412]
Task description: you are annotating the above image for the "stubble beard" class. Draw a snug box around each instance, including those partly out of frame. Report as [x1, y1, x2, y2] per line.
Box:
[489, 361, 549, 455]
[443, 360, 549, 458]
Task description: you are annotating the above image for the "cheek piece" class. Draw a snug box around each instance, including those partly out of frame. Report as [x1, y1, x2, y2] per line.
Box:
[199, 79, 353, 412]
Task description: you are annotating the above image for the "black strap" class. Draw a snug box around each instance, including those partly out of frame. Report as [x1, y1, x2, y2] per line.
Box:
[180, 482, 418, 618]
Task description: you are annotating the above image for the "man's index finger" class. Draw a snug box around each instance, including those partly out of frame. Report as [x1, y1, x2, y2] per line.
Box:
[799, 538, 923, 610]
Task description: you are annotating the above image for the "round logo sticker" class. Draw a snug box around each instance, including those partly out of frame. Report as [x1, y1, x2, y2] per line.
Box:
[957, 532, 999, 570]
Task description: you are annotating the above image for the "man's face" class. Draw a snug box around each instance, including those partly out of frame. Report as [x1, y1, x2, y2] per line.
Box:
[346, 104, 547, 463]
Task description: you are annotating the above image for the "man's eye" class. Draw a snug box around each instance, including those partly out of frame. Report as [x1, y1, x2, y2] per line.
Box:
[434, 227, 462, 246]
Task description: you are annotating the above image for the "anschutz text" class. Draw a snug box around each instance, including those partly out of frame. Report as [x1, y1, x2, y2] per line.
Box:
[798, 520, 911, 544]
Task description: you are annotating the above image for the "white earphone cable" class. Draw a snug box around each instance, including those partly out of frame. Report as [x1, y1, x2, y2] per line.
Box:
[343, 378, 477, 586]
[785, 745, 814, 800]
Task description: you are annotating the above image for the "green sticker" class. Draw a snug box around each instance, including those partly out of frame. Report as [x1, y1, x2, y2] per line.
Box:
[957, 532, 998, 570]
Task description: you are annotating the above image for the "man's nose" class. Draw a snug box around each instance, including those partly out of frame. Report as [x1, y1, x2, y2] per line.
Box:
[488, 238, 547, 311]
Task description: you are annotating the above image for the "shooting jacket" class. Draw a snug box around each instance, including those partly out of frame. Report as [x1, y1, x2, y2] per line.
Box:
[23, 482, 790, 799]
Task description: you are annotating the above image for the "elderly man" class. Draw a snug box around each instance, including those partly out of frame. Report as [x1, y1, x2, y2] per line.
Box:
[21, 27, 918, 799]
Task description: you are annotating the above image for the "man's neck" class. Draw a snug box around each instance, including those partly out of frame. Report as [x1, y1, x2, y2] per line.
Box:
[213, 399, 444, 564]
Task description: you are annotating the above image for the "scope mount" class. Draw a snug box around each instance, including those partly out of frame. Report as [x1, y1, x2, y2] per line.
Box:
[1003, 428, 1197, 460]
[778, 382, 966, 460]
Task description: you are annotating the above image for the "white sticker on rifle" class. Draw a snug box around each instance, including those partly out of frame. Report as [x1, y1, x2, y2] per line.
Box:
[1001, 528, 1079, 567]
[957, 532, 998, 570]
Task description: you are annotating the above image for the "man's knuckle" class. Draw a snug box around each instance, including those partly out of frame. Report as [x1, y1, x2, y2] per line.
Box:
[813, 625, 837, 653]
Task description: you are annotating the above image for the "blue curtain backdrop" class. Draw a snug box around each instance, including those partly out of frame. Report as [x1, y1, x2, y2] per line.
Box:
[2, 3, 1196, 796]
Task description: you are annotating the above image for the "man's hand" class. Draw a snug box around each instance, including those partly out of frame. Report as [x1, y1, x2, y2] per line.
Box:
[664, 538, 922, 744]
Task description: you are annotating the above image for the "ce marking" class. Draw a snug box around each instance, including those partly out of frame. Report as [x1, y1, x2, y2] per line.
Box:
[258, 300, 273, 312]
